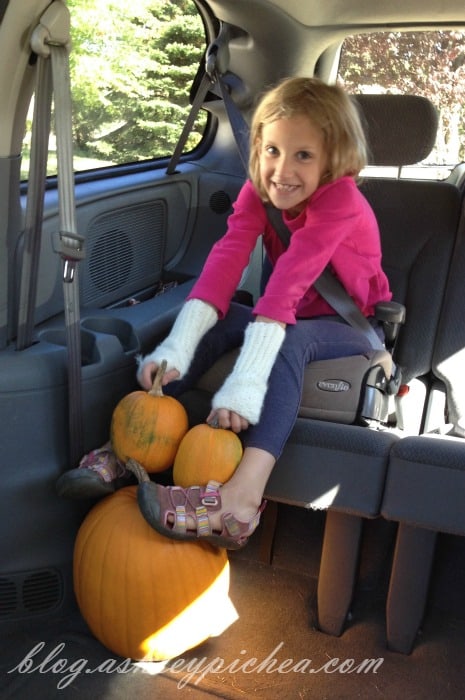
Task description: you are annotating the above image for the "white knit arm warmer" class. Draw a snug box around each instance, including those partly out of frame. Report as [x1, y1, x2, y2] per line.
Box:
[211, 321, 286, 424]
[137, 299, 218, 379]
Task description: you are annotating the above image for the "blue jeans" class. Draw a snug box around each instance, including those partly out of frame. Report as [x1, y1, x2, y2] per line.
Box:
[165, 303, 381, 459]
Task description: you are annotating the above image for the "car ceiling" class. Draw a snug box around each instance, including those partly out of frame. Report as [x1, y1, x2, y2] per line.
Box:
[210, 0, 465, 26]
[195, 0, 465, 121]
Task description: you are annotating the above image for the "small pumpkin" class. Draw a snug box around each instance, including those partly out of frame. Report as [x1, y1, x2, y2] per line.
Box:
[73, 486, 235, 662]
[110, 360, 188, 473]
[173, 423, 243, 487]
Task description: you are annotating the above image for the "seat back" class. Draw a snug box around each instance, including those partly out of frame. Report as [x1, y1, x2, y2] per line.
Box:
[430, 202, 465, 434]
[356, 95, 461, 432]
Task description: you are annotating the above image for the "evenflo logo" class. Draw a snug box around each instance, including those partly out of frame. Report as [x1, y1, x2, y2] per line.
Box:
[317, 379, 351, 392]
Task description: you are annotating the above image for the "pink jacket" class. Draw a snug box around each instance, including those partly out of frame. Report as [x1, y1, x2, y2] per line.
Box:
[188, 176, 392, 325]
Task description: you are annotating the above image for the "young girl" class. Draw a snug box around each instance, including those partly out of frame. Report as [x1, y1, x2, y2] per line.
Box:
[61, 77, 392, 548]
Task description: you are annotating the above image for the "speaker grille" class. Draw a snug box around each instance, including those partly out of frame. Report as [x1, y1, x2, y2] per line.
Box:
[81, 201, 166, 307]
[209, 190, 232, 215]
[0, 577, 17, 616]
[0, 569, 62, 618]
[89, 229, 133, 293]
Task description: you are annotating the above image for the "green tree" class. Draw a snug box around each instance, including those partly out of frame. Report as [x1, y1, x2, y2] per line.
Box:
[67, 0, 206, 165]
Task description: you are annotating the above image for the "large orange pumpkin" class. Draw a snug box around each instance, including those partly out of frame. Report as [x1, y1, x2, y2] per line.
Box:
[73, 486, 235, 662]
[110, 360, 188, 473]
[173, 423, 243, 487]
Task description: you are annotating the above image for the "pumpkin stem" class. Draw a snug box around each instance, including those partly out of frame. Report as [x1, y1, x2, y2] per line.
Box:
[149, 359, 167, 396]
[126, 458, 151, 483]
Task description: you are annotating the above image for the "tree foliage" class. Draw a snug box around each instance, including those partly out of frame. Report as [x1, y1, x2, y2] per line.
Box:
[67, 0, 206, 164]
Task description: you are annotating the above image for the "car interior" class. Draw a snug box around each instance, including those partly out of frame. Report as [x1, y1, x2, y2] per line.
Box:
[2, 0, 465, 698]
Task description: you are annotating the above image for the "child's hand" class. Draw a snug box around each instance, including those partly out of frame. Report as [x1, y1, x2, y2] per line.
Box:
[207, 408, 249, 434]
[138, 361, 180, 390]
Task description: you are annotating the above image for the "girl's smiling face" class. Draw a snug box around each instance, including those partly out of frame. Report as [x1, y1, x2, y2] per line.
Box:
[258, 114, 328, 218]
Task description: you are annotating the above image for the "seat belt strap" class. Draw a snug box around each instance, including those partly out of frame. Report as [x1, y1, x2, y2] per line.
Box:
[16, 55, 53, 350]
[313, 271, 385, 350]
[30, 1, 85, 466]
[167, 22, 249, 175]
[216, 75, 249, 172]
[166, 70, 212, 175]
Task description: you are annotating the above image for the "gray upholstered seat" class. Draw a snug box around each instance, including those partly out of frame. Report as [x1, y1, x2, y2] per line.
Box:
[382, 434, 465, 653]
[381, 208, 465, 653]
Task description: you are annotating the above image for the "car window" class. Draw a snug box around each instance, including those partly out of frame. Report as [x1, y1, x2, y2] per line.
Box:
[21, 0, 207, 179]
[337, 30, 465, 179]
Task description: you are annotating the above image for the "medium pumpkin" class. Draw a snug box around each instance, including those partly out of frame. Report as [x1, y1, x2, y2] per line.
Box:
[73, 486, 235, 662]
[173, 423, 243, 487]
[110, 360, 188, 473]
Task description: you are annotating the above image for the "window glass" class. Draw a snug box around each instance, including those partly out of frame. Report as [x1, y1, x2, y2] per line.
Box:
[22, 0, 207, 179]
[337, 31, 465, 179]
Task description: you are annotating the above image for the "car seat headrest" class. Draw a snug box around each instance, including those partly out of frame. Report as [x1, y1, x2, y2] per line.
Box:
[353, 94, 438, 166]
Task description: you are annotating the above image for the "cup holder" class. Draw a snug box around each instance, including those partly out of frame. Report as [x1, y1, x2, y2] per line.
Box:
[81, 317, 138, 353]
[39, 328, 99, 366]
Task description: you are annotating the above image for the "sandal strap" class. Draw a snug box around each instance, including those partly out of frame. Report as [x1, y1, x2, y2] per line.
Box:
[173, 503, 212, 536]
[194, 504, 212, 537]
[174, 504, 187, 535]
[169, 480, 223, 536]
[221, 501, 266, 543]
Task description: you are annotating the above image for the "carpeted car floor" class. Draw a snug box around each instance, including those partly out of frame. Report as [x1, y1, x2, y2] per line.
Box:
[2, 504, 465, 700]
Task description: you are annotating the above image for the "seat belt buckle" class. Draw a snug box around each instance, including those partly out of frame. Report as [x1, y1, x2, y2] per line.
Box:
[387, 363, 403, 395]
[53, 230, 86, 282]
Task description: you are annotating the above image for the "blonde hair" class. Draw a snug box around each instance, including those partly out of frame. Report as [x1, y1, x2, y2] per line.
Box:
[249, 77, 367, 200]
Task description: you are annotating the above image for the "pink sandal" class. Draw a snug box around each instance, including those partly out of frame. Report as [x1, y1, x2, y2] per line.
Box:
[56, 442, 131, 499]
[128, 461, 266, 549]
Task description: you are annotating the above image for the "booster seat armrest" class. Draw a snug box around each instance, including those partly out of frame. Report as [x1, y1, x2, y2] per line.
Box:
[374, 301, 406, 348]
[374, 300, 406, 325]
